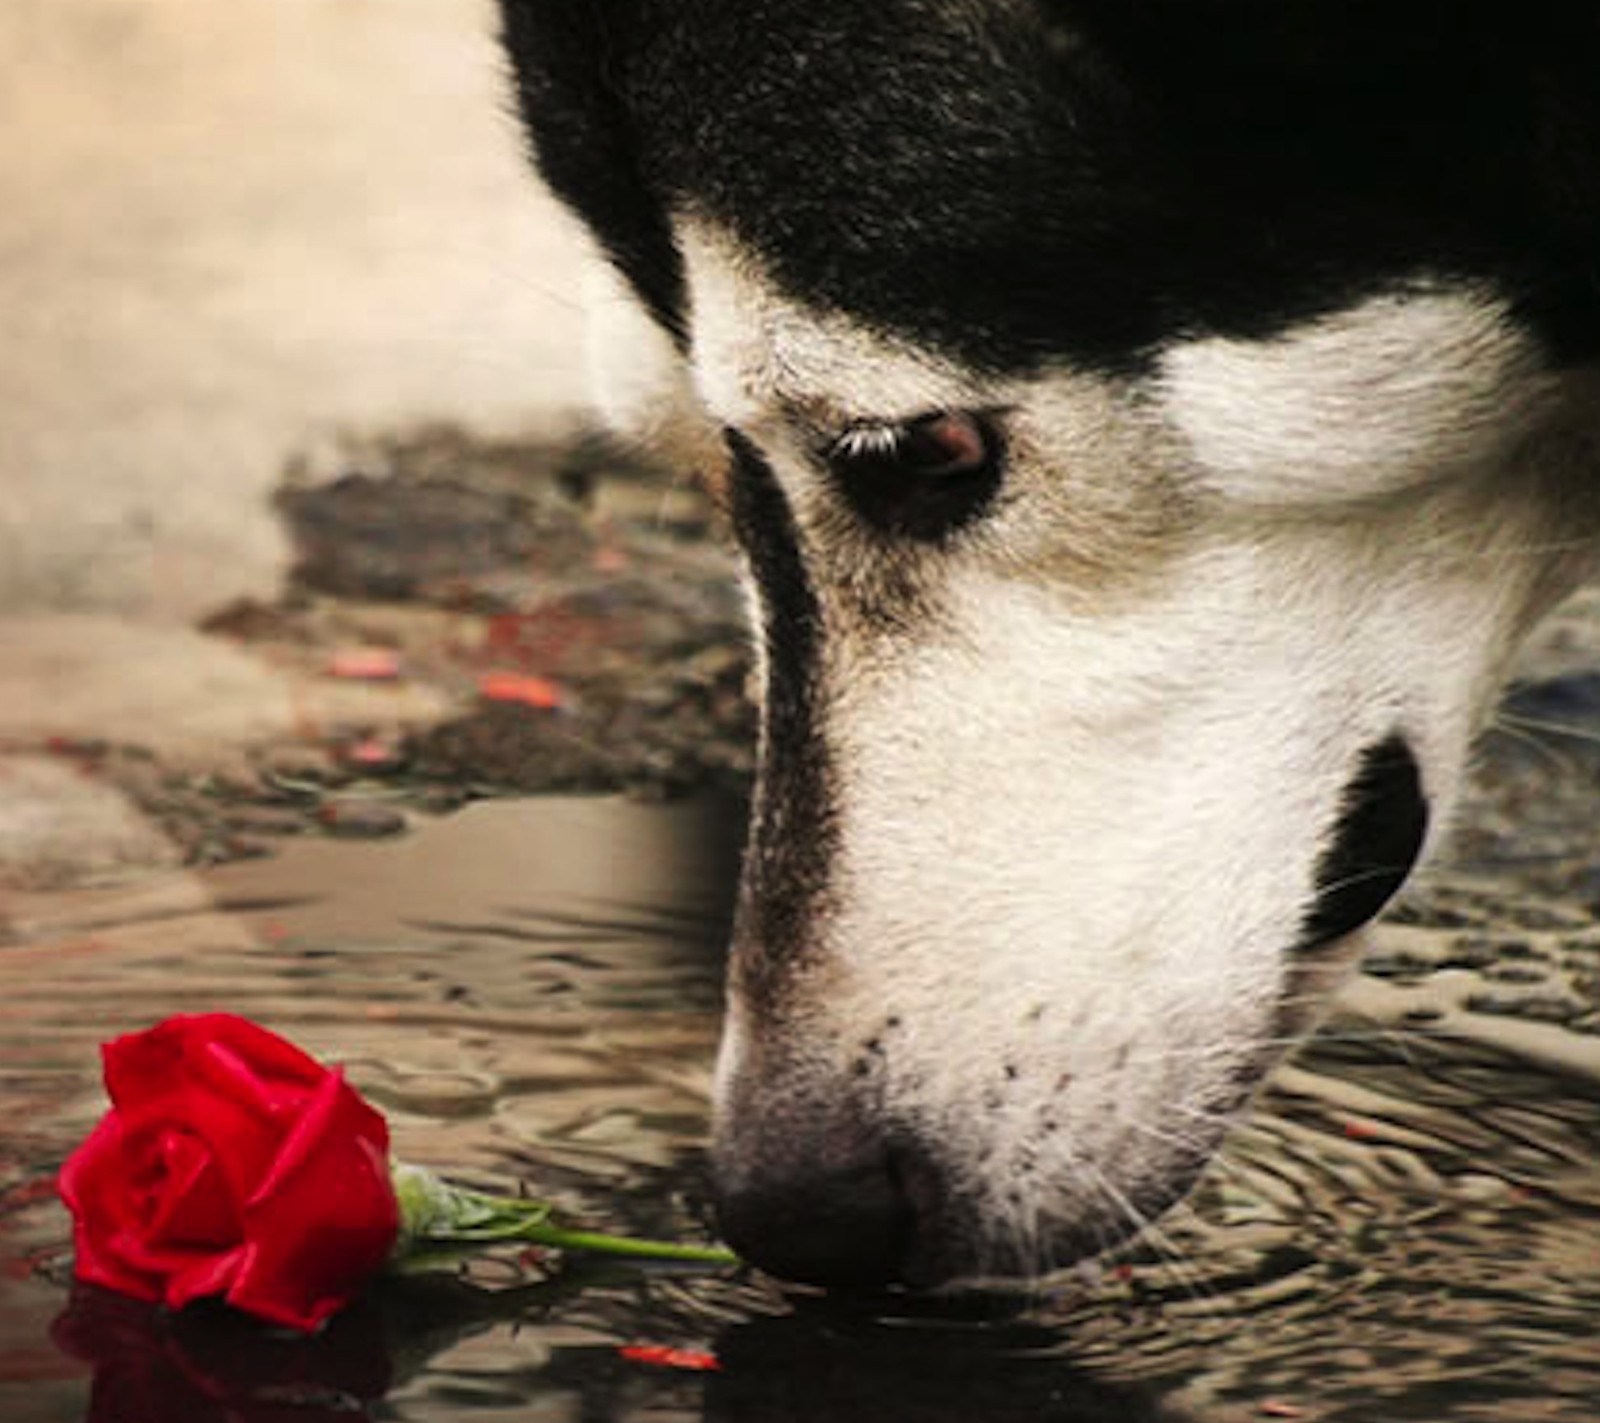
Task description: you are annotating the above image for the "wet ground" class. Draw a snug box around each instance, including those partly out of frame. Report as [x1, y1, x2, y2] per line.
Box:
[3, 433, 1600, 1421]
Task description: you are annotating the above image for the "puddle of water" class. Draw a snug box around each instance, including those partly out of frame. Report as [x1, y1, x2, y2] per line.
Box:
[3, 793, 1599, 1422]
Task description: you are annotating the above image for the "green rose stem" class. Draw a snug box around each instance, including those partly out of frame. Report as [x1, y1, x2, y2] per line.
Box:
[390, 1163, 738, 1267]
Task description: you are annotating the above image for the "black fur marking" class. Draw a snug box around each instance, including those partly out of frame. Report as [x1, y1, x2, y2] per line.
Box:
[724, 430, 835, 1005]
[496, 0, 685, 341]
[499, 1, 1600, 372]
[1299, 735, 1429, 953]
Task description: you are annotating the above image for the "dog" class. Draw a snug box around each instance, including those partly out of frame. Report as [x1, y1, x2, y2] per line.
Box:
[495, 1, 1600, 1290]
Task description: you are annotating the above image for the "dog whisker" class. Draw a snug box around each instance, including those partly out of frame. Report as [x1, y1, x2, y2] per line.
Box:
[1078, 1158, 1221, 1315]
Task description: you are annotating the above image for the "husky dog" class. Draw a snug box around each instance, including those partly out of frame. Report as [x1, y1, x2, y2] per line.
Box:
[496, 2, 1600, 1288]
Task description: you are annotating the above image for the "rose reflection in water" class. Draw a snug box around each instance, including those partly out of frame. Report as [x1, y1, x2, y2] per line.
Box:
[50, 1269, 571, 1423]
[53, 1283, 393, 1423]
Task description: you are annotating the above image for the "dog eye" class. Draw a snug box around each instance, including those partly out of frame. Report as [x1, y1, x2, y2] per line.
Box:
[824, 410, 1004, 542]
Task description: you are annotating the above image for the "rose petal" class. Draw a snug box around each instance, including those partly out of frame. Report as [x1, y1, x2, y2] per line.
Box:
[104, 1016, 323, 1116]
[195, 1039, 312, 1123]
[145, 1129, 239, 1250]
[244, 1070, 391, 1211]
[59, 1118, 165, 1304]
[59, 1121, 240, 1313]
[102, 1227, 238, 1289]
[59, 1117, 129, 1226]
[227, 1072, 398, 1331]
[107, 1016, 335, 1212]
[162, 1245, 248, 1311]
[68, 1243, 165, 1305]
[116, 1095, 274, 1218]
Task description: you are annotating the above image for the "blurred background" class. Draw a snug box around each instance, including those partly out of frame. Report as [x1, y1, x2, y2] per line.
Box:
[0, 0, 757, 894]
[1, 0, 592, 621]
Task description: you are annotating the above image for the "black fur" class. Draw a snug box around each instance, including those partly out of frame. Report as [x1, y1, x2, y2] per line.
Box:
[723, 432, 835, 1008]
[1299, 736, 1429, 953]
[498, 0, 1600, 375]
[497, 0, 685, 342]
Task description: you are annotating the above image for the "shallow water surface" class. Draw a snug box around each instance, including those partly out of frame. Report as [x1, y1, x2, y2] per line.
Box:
[3, 789, 1599, 1422]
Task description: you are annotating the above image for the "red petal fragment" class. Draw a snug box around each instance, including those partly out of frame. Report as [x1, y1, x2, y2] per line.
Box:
[618, 1345, 722, 1372]
[327, 649, 402, 681]
[477, 672, 566, 710]
[341, 736, 403, 769]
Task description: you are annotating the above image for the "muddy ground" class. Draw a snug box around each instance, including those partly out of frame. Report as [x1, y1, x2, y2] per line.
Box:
[50, 428, 755, 865]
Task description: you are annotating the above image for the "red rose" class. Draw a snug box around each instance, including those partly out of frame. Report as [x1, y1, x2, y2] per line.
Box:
[58, 1015, 400, 1332]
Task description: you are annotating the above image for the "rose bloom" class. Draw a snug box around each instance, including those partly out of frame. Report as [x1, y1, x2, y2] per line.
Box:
[58, 1015, 400, 1332]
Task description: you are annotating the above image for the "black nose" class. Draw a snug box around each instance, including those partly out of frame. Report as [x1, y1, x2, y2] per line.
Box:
[713, 1118, 920, 1289]
[1301, 734, 1429, 949]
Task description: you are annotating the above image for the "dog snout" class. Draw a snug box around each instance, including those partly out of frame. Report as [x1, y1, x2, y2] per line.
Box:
[713, 1088, 938, 1289]
[715, 1149, 912, 1290]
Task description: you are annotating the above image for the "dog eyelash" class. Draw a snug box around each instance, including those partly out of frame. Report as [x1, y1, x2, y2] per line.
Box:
[828, 409, 1005, 481]
[831, 422, 908, 462]
[829, 410, 1002, 468]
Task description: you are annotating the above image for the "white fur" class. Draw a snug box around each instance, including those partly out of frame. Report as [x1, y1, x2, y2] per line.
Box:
[1158, 286, 1555, 503]
[821, 515, 1537, 1240]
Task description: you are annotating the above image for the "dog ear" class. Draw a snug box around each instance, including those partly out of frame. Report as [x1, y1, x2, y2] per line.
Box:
[497, 0, 686, 345]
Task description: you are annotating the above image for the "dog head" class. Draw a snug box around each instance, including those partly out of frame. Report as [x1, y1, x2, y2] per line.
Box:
[499, 1, 1600, 1287]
